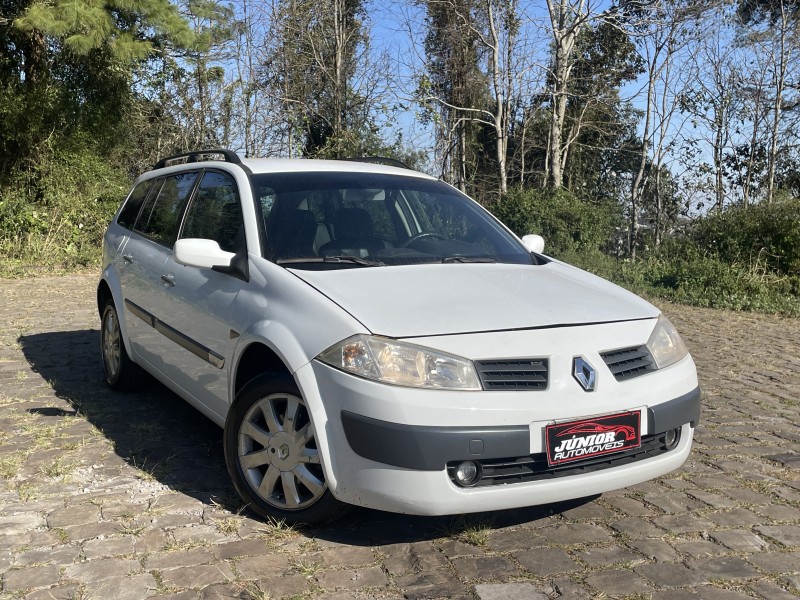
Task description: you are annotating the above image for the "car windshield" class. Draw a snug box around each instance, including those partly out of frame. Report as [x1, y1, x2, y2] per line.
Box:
[254, 172, 532, 268]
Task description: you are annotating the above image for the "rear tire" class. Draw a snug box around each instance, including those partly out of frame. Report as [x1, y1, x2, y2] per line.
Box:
[224, 374, 345, 525]
[100, 300, 141, 391]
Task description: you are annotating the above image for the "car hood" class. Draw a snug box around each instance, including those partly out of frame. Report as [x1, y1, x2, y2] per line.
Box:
[290, 262, 659, 338]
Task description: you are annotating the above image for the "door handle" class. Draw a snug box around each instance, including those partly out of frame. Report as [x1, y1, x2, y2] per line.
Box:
[160, 274, 176, 287]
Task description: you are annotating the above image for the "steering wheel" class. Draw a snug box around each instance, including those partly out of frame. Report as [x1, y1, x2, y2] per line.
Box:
[404, 232, 444, 246]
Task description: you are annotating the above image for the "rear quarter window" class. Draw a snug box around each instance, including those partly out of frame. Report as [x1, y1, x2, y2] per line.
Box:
[117, 180, 154, 229]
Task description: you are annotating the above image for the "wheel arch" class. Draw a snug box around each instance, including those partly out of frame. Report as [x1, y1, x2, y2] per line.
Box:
[233, 342, 292, 397]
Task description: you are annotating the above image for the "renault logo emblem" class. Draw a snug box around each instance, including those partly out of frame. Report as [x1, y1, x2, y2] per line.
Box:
[573, 356, 597, 392]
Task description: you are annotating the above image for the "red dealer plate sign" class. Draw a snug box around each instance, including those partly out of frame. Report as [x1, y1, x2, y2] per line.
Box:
[546, 411, 641, 466]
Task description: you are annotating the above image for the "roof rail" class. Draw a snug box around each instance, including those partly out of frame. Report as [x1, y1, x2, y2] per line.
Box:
[153, 149, 242, 170]
[337, 156, 413, 170]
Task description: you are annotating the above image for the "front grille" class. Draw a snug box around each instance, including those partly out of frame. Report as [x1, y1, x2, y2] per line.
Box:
[476, 358, 548, 391]
[447, 431, 677, 487]
[601, 345, 656, 381]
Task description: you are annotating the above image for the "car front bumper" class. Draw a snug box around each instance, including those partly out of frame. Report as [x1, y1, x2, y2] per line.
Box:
[294, 319, 700, 516]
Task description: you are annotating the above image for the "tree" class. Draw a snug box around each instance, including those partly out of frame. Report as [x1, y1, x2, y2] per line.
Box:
[737, 0, 800, 204]
[262, 0, 389, 158]
[626, 0, 702, 256]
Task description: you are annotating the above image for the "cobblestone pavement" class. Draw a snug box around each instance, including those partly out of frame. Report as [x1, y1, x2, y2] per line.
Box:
[1, 274, 799, 600]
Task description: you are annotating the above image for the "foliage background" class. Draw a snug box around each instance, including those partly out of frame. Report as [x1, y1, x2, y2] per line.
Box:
[0, 0, 798, 317]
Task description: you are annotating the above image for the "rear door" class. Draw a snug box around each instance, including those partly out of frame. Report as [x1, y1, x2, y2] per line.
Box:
[120, 171, 199, 369]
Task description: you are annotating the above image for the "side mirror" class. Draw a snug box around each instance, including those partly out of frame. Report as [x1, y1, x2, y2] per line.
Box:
[174, 238, 236, 269]
[521, 234, 545, 254]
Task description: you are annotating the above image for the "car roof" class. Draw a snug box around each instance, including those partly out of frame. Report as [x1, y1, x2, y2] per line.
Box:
[240, 158, 435, 179]
[145, 156, 436, 181]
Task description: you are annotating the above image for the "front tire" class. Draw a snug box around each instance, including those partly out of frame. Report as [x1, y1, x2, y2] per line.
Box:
[224, 374, 344, 525]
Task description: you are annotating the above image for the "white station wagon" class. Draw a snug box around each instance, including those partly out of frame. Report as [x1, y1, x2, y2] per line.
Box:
[98, 149, 700, 524]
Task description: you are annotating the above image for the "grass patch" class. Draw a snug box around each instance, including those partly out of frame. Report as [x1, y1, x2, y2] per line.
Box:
[442, 515, 494, 547]
[39, 456, 77, 478]
[0, 452, 26, 480]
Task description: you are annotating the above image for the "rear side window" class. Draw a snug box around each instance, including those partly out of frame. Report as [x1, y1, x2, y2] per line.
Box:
[181, 171, 244, 253]
[134, 172, 198, 246]
[117, 180, 153, 229]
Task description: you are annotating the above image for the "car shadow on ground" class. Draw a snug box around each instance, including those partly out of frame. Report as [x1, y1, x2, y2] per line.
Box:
[20, 329, 595, 545]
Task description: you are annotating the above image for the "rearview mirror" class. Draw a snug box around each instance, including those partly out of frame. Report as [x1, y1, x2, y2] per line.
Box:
[521, 234, 545, 254]
[174, 238, 236, 269]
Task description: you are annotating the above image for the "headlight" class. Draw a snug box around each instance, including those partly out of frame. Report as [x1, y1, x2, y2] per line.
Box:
[646, 314, 689, 369]
[317, 335, 481, 390]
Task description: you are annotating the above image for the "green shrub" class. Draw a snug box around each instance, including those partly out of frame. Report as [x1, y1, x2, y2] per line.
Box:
[491, 187, 620, 257]
[0, 144, 127, 274]
[691, 197, 800, 276]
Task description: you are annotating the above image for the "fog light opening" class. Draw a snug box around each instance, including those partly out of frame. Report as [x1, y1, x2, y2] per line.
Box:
[454, 461, 482, 487]
[664, 427, 681, 450]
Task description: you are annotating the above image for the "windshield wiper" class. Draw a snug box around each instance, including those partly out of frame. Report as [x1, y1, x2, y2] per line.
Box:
[441, 256, 496, 264]
[323, 255, 384, 266]
[277, 256, 384, 267]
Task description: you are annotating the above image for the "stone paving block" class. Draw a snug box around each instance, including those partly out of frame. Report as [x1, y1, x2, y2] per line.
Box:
[747, 550, 800, 574]
[474, 582, 549, 599]
[379, 542, 414, 576]
[315, 566, 389, 590]
[584, 568, 654, 596]
[14, 544, 80, 567]
[147, 547, 217, 570]
[722, 488, 774, 505]
[538, 522, 613, 545]
[251, 573, 310, 598]
[711, 530, 770, 553]
[2, 564, 61, 591]
[0, 512, 46, 535]
[653, 514, 718, 535]
[756, 525, 800, 547]
[395, 571, 467, 599]
[83, 573, 158, 600]
[170, 524, 232, 546]
[158, 563, 234, 590]
[485, 528, 545, 552]
[748, 579, 799, 600]
[317, 545, 375, 567]
[602, 494, 659, 517]
[23, 584, 82, 600]
[451, 556, 520, 581]
[230, 553, 290, 579]
[645, 491, 706, 514]
[753, 503, 800, 522]
[513, 547, 579, 576]
[46, 504, 100, 528]
[64, 557, 142, 583]
[576, 544, 642, 566]
[559, 502, 615, 521]
[212, 538, 272, 560]
[705, 508, 762, 528]
[688, 556, 760, 581]
[611, 516, 667, 539]
[672, 539, 728, 558]
[436, 539, 482, 558]
[62, 520, 121, 542]
[636, 562, 707, 587]
[82, 535, 137, 559]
